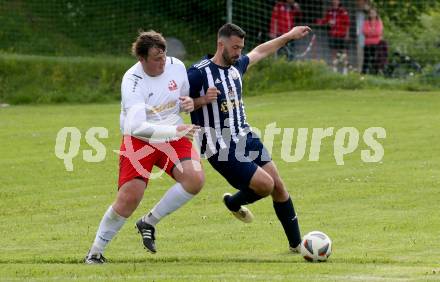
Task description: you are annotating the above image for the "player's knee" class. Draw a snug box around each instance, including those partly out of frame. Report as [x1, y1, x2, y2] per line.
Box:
[273, 176, 285, 191]
[115, 192, 142, 217]
[181, 171, 205, 195]
[191, 172, 205, 194]
[264, 176, 275, 195]
[254, 176, 274, 197]
[122, 192, 141, 208]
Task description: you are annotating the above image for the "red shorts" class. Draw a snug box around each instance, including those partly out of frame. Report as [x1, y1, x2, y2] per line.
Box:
[118, 136, 200, 188]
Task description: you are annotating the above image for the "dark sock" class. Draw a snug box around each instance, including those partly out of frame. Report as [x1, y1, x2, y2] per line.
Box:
[225, 188, 263, 212]
[273, 197, 301, 248]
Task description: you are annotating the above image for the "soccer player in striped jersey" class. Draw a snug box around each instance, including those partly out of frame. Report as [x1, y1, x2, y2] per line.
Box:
[84, 31, 204, 264]
[187, 23, 311, 252]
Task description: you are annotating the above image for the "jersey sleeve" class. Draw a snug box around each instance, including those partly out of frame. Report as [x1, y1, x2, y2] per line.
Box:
[121, 74, 145, 108]
[121, 74, 147, 134]
[181, 73, 190, 97]
[178, 64, 190, 97]
[187, 66, 204, 98]
[236, 55, 250, 74]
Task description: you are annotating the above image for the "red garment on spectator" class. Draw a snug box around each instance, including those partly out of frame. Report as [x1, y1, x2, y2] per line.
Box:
[270, 2, 302, 36]
[316, 5, 350, 38]
[363, 19, 383, 46]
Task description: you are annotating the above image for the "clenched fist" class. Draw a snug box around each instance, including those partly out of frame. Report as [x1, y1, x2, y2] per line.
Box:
[179, 96, 194, 113]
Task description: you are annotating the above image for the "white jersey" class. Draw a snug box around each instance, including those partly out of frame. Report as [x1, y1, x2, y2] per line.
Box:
[120, 57, 189, 135]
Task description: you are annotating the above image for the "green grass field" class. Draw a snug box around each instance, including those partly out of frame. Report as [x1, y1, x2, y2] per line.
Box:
[1, 90, 440, 281]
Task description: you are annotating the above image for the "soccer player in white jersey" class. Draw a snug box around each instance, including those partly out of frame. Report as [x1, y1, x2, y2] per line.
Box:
[188, 23, 311, 252]
[84, 31, 204, 264]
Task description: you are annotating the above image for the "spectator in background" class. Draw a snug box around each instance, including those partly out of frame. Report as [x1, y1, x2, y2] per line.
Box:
[376, 36, 388, 74]
[362, 8, 383, 74]
[270, 0, 302, 60]
[356, 0, 371, 72]
[316, 0, 350, 74]
[298, 0, 323, 25]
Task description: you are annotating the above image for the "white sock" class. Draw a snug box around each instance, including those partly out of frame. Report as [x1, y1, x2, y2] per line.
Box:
[90, 206, 127, 255]
[143, 183, 194, 226]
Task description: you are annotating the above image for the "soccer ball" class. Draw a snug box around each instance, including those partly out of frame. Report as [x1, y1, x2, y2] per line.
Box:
[300, 231, 332, 262]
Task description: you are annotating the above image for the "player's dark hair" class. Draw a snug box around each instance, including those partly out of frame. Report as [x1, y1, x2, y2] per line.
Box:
[217, 23, 246, 39]
[131, 30, 166, 58]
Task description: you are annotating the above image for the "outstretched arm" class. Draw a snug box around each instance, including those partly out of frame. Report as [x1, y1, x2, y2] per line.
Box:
[247, 26, 312, 66]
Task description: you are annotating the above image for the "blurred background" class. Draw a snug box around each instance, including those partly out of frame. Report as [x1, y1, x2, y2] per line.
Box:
[1, 0, 440, 104]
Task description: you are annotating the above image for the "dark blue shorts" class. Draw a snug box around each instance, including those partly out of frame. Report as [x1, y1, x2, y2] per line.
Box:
[208, 132, 272, 191]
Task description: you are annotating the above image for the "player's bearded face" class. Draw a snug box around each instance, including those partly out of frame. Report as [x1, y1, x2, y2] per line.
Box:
[222, 36, 244, 66]
[222, 48, 235, 66]
[142, 47, 166, 76]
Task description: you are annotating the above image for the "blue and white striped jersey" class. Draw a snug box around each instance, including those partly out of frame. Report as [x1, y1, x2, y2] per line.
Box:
[188, 55, 251, 155]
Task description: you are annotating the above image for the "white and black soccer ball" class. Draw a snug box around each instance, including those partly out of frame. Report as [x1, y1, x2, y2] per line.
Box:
[300, 231, 332, 262]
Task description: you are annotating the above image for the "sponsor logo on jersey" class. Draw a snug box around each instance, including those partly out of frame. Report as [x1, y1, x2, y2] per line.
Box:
[215, 78, 222, 84]
[220, 99, 241, 113]
[168, 80, 178, 91]
[230, 69, 239, 80]
[147, 100, 177, 114]
[227, 86, 235, 99]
